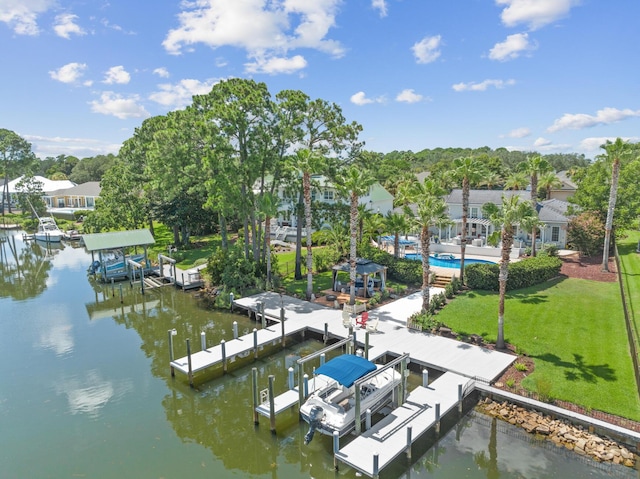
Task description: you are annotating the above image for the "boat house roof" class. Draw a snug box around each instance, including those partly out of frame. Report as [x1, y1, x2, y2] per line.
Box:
[315, 354, 376, 387]
[82, 229, 155, 252]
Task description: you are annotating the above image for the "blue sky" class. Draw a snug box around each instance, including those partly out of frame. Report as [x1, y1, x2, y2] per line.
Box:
[1, 0, 639, 161]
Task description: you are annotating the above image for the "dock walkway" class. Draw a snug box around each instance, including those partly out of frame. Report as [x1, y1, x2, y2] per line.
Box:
[334, 372, 468, 476]
[160, 263, 205, 290]
[171, 291, 515, 387]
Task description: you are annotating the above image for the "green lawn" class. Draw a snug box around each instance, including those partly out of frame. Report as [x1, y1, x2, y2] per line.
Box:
[436, 276, 640, 420]
[617, 231, 640, 370]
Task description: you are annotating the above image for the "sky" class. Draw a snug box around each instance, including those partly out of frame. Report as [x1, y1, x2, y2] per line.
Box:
[1, 0, 639, 162]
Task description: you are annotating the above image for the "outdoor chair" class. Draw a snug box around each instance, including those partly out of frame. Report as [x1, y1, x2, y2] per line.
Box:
[365, 318, 379, 333]
[355, 311, 369, 328]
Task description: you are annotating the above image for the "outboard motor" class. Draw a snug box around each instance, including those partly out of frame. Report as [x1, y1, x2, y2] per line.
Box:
[88, 260, 100, 274]
[303, 405, 324, 445]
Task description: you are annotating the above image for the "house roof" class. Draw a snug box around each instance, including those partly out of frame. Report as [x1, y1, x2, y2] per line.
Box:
[6, 175, 75, 194]
[445, 189, 529, 205]
[554, 171, 577, 190]
[332, 258, 385, 276]
[538, 199, 571, 223]
[82, 229, 155, 252]
[48, 181, 101, 197]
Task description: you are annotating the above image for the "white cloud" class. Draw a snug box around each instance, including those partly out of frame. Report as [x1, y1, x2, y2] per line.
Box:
[496, 0, 580, 30]
[489, 32, 536, 61]
[162, 0, 344, 68]
[149, 78, 217, 109]
[395, 89, 424, 103]
[412, 35, 442, 64]
[244, 54, 307, 75]
[90, 92, 149, 119]
[579, 136, 640, 152]
[0, 0, 55, 35]
[49, 62, 88, 84]
[533, 137, 551, 147]
[452, 78, 516, 92]
[103, 66, 131, 84]
[503, 127, 531, 138]
[25, 134, 121, 158]
[350, 91, 385, 106]
[372, 0, 387, 17]
[547, 107, 640, 132]
[53, 13, 85, 39]
[153, 67, 170, 78]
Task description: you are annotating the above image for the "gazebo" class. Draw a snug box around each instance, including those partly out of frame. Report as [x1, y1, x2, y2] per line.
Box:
[331, 258, 387, 298]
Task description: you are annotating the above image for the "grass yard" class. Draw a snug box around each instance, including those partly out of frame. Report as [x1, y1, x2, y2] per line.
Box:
[618, 231, 640, 368]
[436, 276, 640, 420]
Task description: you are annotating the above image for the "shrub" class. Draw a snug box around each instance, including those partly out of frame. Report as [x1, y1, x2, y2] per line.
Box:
[444, 283, 454, 299]
[506, 378, 516, 388]
[408, 310, 441, 331]
[313, 247, 341, 273]
[465, 255, 562, 291]
[514, 362, 528, 372]
[567, 211, 605, 256]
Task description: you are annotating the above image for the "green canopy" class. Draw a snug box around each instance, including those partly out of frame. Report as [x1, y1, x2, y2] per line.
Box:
[82, 229, 155, 252]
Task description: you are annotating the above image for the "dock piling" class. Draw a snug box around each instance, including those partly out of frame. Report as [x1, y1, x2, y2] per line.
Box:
[365, 331, 370, 359]
[320, 353, 325, 366]
[288, 367, 294, 390]
[268, 375, 276, 433]
[366, 408, 372, 430]
[406, 425, 412, 459]
[111, 278, 114, 297]
[221, 340, 227, 373]
[260, 302, 266, 329]
[303, 374, 309, 398]
[168, 329, 177, 377]
[280, 307, 285, 347]
[252, 368, 259, 424]
[333, 431, 340, 470]
[253, 328, 258, 359]
[373, 453, 380, 479]
[458, 383, 463, 413]
[119, 284, 123, 303]
[422, 369, 429, 387]
[229, 292, 234, 311]
[200, 331, 206, 351]
[323, 322, 328, 344]
[186, 339, 193, 388]
[435, 402, 441, 435]
[233, 321, 238, 339]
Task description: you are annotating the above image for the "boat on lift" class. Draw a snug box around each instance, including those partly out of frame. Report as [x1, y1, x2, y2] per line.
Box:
[300, 354, 401, 444]
[34, 216, 64, 243]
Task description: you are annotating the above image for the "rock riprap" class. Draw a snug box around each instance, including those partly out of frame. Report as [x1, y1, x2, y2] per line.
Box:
[477, 399, 636, 468]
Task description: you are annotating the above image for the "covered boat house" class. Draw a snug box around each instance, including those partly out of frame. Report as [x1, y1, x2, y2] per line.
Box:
[83, 229, 155, 282]
[332, 258, 387, 298]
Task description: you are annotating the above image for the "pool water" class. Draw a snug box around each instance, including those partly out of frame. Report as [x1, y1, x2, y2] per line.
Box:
[405, 253, 495, 268]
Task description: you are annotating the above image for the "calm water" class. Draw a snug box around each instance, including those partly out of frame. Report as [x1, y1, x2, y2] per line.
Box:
[0, 231, 636, 479]
[404, 253, 495, 269]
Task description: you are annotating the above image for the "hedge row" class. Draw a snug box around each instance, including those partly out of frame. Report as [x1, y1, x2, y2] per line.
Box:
[359, 244, 422, 284]
[465, 255, 562, 291]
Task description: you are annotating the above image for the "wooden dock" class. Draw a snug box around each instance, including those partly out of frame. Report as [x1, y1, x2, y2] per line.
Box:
[334, 372, 469, 476]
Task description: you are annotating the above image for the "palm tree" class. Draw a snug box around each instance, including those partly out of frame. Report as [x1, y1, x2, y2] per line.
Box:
[256, 192, 279, 289]
[503, 170, 529, 191]
[295, 149, 324, 300]
[385, 211, 409, 258]
[399, 178, 449, 312]
[537, 171, 562, 200]
[601, 138, 629, 272]
[483, 195, 537, 349]
[477, 171, 503, 190]
[336, 164, 376, 305]
[519, 155, 553, 257]
[450, 157, 486, 284]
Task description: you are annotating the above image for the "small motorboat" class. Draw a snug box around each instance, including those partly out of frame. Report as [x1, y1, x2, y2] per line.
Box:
[300, 354, 401, 444]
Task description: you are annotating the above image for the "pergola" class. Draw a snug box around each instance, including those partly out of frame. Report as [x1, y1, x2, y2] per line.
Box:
[331, 258, 387, 298]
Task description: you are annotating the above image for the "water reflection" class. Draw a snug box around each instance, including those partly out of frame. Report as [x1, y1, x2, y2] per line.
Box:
[56, 369, 133, 417]
[0, 232, 59, 300]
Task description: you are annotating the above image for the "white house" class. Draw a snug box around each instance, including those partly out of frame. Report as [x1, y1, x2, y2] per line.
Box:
[274, 175, 394, 228]
[443, 189, 570, 249]
[5, 175, 76, 207]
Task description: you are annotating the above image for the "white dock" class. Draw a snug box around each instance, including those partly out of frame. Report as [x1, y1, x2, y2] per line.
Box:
[255, 376, 333, 417]
[334, 372, 469, 476]
[170, 291, 516, 384]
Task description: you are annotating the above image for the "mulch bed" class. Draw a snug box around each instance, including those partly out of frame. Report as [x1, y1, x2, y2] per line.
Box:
[492, 253, 640, 432]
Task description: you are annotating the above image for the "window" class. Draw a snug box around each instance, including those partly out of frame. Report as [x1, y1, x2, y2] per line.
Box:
[323, 190, 334, 201]
[87, 197, 95, 208]
[311, 191, 317, 201]
[470, 207, 479, 218]
[552, 226, 559, 242]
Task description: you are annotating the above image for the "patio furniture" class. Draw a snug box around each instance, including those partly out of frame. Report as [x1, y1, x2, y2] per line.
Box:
[355, 311, 369, 328]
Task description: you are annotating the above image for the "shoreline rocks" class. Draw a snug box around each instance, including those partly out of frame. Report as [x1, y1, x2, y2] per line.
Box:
[477, 399, 637, 468]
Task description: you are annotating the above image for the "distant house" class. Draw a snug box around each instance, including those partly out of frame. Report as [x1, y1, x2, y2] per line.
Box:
[274, 175, 394, 227]
[46, 181, 102, 211]
[444, 189, 571, 248]
[6, 175, 76, 206]
[548, 171, 577, 201]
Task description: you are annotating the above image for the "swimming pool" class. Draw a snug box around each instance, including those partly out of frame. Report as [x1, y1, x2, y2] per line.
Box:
[404, 253, 496, 268]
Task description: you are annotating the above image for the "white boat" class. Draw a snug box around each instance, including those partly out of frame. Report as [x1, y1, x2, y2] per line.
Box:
[300, 354, 401, 444]
[34, 216, 63, 243]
